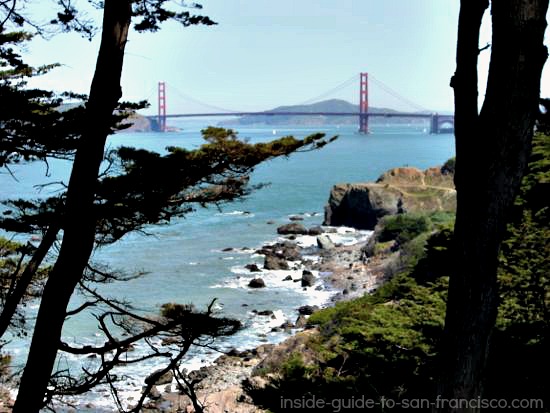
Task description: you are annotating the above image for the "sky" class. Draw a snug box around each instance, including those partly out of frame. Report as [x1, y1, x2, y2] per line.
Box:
[20, 1, 550, 115]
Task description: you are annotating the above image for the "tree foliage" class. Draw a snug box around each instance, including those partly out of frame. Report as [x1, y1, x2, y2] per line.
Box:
[0, 28, 81, 167]
[0, 1, 337, 410]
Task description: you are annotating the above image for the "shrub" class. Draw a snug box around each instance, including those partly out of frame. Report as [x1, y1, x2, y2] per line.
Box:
[441, 157, 455, 175]
[377, 214, 430, 245]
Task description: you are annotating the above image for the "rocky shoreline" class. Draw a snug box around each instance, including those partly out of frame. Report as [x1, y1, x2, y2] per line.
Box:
[141, 222, 383, 413]
[0, 165, 454, 412]
[138, 165, 455, 412]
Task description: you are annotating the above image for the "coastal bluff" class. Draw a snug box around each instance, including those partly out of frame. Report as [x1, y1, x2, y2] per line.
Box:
[324, 165, 456, 229]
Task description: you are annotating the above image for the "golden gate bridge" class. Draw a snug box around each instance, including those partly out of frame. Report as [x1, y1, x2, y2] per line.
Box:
[151, 72, 454, 134]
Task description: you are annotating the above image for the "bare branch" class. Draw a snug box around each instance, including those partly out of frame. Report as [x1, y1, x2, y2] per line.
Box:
[0, 0, 17, 27]
[479, 43, 491, 54]
[65, 300, 100, 317]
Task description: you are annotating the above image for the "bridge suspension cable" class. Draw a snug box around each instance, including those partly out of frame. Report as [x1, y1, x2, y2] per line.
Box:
[369, 75, 428, 113]
[296, 74, 358, 106]
[165, 81, 245, 114]
[162, 73, 430, 116]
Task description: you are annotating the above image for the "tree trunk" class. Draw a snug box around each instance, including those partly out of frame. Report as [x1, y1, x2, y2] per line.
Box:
[13, 1, 132, 411]
[437, 1, 548, 411]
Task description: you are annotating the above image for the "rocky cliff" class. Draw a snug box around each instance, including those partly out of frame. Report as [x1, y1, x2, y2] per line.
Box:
[324, 166, 456, 229]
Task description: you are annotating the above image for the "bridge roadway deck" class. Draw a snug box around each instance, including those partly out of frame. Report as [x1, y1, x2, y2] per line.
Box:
[159, 112, 442, 118]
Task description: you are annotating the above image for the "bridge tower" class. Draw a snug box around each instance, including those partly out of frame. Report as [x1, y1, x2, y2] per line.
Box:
[359, 72, 369, 134]
[158, 81, 167, 132]
[430, 113, 440, 134]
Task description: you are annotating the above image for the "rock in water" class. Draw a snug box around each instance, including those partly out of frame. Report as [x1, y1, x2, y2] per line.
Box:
[264, 255, 289, 270]
[308, 226, 325, 236]
[248, 278, 266, 288]
[276, 223, 308, 235]
[297, 305, 319, 315]
[245, 263, 262, 272]
[301, 271, 315, 287]
[256, 310, 274, 316]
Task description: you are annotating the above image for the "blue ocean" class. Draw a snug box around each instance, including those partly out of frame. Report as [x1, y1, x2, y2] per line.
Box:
[0, 119, 455, 408]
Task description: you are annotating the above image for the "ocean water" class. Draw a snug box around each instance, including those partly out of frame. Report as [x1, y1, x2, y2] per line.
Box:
[0, 120, 454, 409]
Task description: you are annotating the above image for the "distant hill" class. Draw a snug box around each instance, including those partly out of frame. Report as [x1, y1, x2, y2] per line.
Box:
[219, 99, 422, 126]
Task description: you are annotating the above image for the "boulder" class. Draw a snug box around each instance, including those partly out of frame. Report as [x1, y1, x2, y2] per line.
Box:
[323, 166, 456, 230]
[297, 305, 319, 315]
[276, 223, 308, 235]
[264, 255, 289, 270]
[289, 215, 304, 221]
[145, 369, 173, 386]
[147, 385, 161, 400]
[301, 271, 315, 287]
[256, 310, 274, 316]
[225, 347, 241, 357]
[245, 263, 262, 272]
[257, 242, 300, 262]
[280, 321, 294, 331]
[280, 246, 301, 261]
[308, 226, 324, 236]
[282, 275, 293, 281]
[248, 278, 266, 288]
[295, 314, 308, 328]
[316, 234, 334, 250]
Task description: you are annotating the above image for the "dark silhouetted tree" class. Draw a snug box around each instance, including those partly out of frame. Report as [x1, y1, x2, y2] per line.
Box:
[0, 1, 335, 411]
[437, 0, 549, 410]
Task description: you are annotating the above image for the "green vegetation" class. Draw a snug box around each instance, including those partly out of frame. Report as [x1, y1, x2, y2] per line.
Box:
[441, 157, 455, 175]
[0, 237, 48, 335]
[248, 137, 549, 411]
[377, 214, 431, 244]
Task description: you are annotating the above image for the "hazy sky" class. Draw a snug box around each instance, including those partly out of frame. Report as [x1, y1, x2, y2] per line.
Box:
[22, 1, 549, 115]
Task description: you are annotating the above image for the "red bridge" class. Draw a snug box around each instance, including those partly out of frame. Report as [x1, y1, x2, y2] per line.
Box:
[152, 73, 454, 135]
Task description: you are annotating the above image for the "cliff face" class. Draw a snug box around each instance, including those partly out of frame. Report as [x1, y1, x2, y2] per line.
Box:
[324, 166, 456, 229]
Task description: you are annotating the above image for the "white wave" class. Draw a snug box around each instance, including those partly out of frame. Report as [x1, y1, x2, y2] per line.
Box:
[294, 235, 317, 248]
[214, 247, 258, 254]
[301, 254, 321, 263]
[215, 210, 254, 217]
[331, 229, 373, 246]
[213, 264, 308, 290]
[294, 227, 373, 248]
[211, 267, 336, 309]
